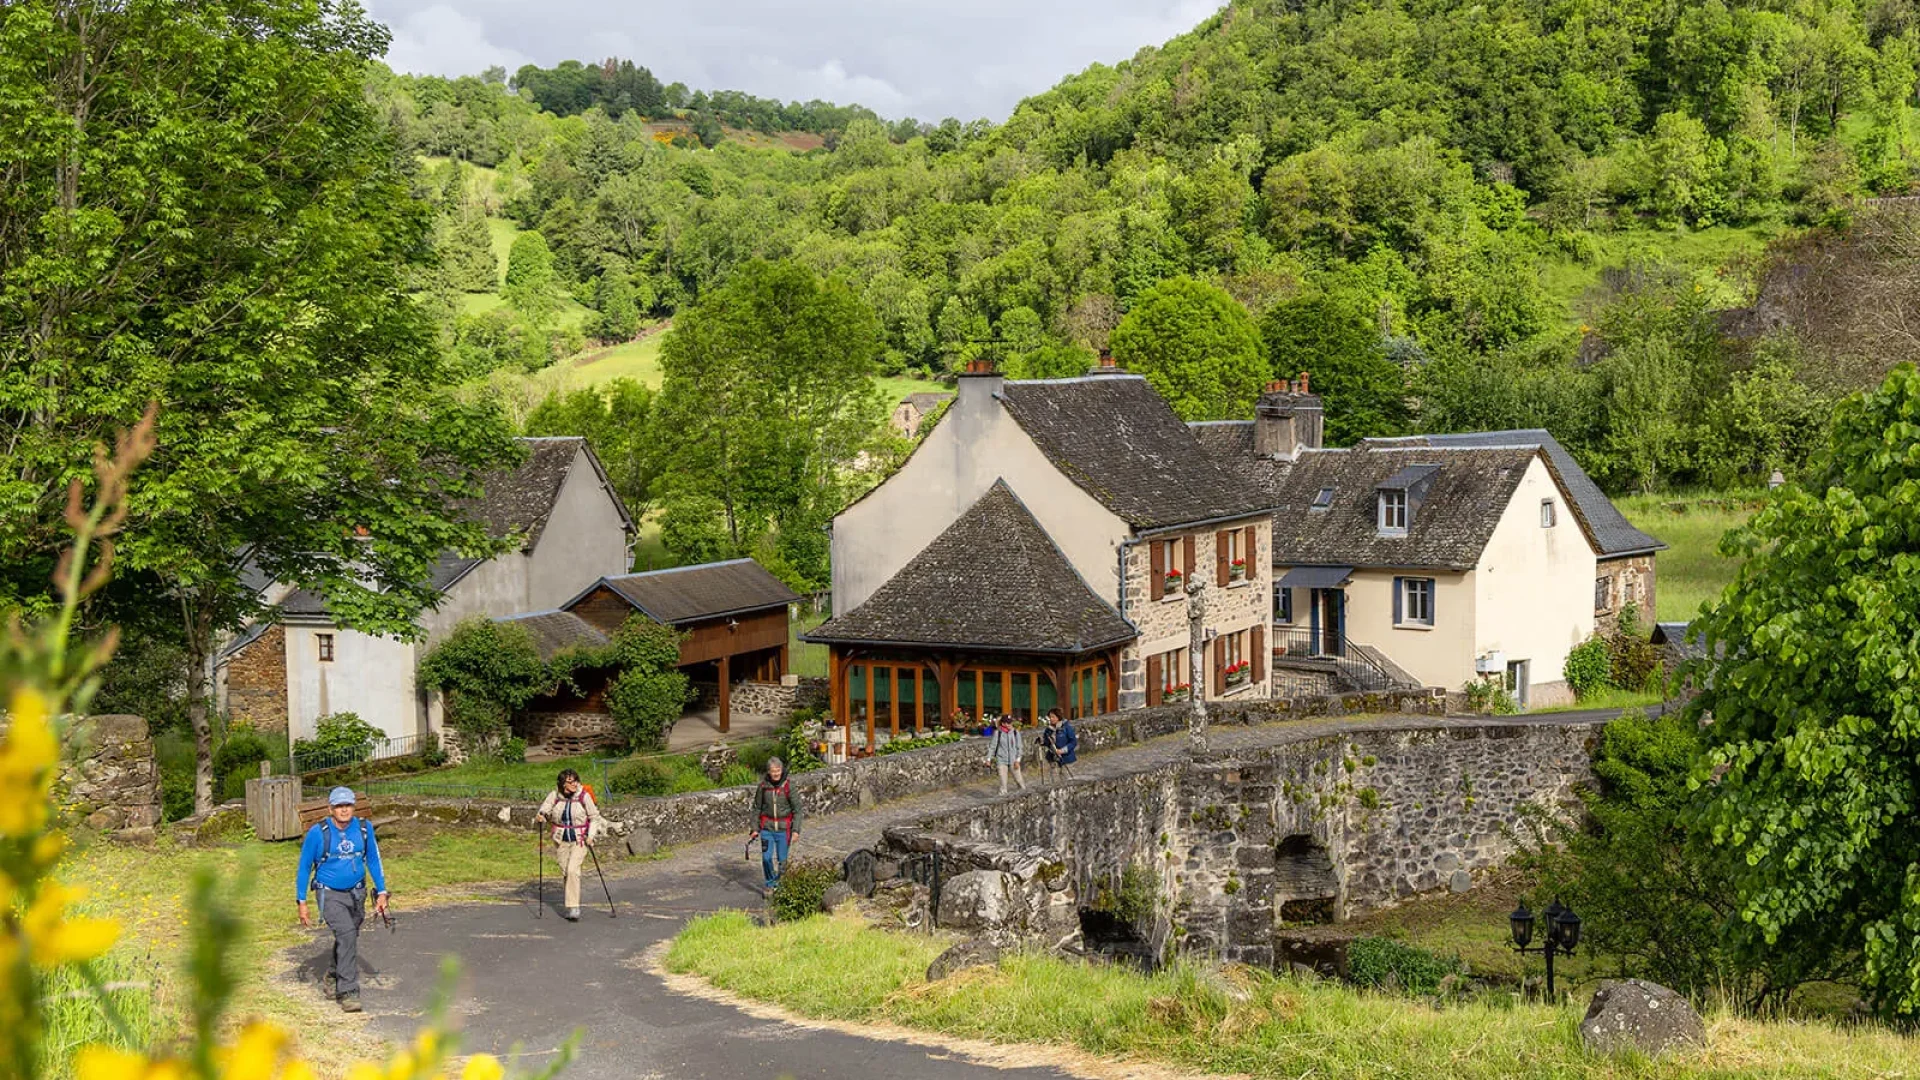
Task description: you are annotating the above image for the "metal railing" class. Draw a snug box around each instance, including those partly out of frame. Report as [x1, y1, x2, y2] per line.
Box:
[292, 731, 435, 776]
[1269, 624, 1414, 697]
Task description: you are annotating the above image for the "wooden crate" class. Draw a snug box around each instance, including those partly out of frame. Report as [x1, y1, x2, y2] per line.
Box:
[244, 763, 302, 841]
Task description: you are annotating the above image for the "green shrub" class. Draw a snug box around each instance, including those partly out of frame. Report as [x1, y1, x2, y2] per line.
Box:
[778, 708, 826, 773]
[442, 692, 510, 752]
[1092, 863, 1159, 927]
[212, 726, 273, 781]
[418, 731, 449, 768]
[1563, 636, 1614, 699]
[293, 711, 381, 767]
[497, 736, 527, 764]
[719, 763, 758, 787]
[1462, 675, 1520, 715]
[160, 766, 194, 822]
[876, 730, 964, 754]
[607, 758, 675, 797]
[1346, 937, 1465, 995]
[736, 738, 781, 775]
[768, 858, 840, 922]
[1606, 604, 1663, 692]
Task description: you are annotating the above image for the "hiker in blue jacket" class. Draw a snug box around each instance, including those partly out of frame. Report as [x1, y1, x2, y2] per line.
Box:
[296, 786, 388, 1012]
[1040, 708, 1078, 782]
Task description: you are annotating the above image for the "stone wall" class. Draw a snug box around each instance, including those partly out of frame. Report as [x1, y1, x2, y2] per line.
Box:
[1598, 554, 1658, 635]
[520, 711, 624, 756]
[225, 624, 288, 734]
[689, 677, 828, 719]
[58, 714, 162, 838]
[1118, 523, 1274, 709]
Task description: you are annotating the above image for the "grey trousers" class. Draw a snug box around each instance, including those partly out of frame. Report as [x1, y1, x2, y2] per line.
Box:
[320, 884, 366, 997]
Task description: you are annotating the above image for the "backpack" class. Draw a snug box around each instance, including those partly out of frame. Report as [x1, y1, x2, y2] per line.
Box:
[312, 818, 370, 888]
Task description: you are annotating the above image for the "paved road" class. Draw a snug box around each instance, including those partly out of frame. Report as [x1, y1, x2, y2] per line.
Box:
[302, 710, 1622, 1079]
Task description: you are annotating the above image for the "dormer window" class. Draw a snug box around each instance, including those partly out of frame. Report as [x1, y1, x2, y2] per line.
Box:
[1311, 487, 1335, 511]
[1378, 490, 1408, 534]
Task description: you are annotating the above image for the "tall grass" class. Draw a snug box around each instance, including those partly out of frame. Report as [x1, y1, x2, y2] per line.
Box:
[41, 951, 159, 1080]
[1616, 491, 1760, 623]
[667, 911, 1920, 1079]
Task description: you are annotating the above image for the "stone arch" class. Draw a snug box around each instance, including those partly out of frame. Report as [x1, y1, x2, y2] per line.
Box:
[1275, 833, 1339, 924]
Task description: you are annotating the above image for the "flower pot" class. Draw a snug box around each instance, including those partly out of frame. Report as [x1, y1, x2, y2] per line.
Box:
[1229, 565, 1247, 582]
[1164, 575, 1183, 593]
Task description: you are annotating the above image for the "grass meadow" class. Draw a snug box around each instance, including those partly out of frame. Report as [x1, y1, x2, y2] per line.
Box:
[1616, 492, 1761, 624]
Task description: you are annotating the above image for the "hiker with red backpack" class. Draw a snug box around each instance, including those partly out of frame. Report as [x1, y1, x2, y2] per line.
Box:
[749, 757, 802, 893]
[295, 786, 388, 1012]
[536, 768, 603, 921]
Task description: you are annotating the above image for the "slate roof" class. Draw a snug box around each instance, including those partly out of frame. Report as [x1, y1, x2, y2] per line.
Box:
[1370, 431, 1664, 557]
[1265, 447, 1546, 571]
[805, 480, 1136, 654]
[574, 559, 799, 625]
[1188, 420, 1255, 459]
[495, 610, 609, 660]
[999, 376, 1274, 530]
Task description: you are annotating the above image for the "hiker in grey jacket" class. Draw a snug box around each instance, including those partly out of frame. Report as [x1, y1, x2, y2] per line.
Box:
[986, 715, 1026, 795]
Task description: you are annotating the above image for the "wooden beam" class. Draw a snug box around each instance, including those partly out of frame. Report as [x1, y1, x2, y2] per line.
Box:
[889, 666, 900, 737]
[718, 653, 731, 734]
[864, 663, 876, 754]
[937, 659, 959, 730]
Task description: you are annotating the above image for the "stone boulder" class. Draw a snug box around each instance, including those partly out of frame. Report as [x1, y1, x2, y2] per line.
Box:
[698, 742, 737, 782]
[1578, 979, 1706, 1058]
[842, 849, 878, 898]
[820, 882, 855, 913]
[927, 937, 1001, 981]
[624, 828, 659, 858]
[935, 869, 1017, 933]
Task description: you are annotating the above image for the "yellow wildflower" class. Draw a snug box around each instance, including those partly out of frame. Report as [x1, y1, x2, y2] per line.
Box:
[222, 1022, 290, 1080]
[461, 1055, 505, 1080]
[76, 1046, 188, 1080]
[21, 883, 120, 966]
[347, 1063, 387, 1080]
[0, 687, 58, 837]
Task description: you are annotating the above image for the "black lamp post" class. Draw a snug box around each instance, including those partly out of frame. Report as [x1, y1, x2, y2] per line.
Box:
[1509, 898, 1582, 1000]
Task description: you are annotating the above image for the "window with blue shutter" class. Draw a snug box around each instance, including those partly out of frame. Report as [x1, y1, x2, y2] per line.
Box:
[1394, 577, 1435, 627]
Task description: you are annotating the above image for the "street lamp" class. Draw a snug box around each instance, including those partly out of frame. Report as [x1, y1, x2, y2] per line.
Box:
[1509, 898, 1582, 1000]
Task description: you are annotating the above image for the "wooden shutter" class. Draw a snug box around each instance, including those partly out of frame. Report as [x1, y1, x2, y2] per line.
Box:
[1146, 653, 1162, 706]
[1216, 531, 1229, 586]
[1182, 535, 1196, 580]
[1149, 541, 1165, 601]
[1252, 625, 1266, 685]
[1212, 637, 1226, 696]
[1243, 525, 1257, 576]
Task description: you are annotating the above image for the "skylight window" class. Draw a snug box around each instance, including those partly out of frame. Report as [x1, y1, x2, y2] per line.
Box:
[1311, 487, 1335, 510]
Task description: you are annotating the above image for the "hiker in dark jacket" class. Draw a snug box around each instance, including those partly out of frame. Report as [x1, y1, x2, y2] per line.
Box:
[1040, 708, 1078, 781]
[750, 757, 802, 891]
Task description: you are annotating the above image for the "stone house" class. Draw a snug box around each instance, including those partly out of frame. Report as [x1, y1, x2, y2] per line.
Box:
[889, 390, 954, 438]
[1196, 381, 1659, 707]
[216, 437, 634, 744]
[808, 357, 1277, 751]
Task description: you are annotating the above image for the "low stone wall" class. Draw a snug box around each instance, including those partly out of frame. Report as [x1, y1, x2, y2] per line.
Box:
[521, 711, 624, 756]
[59, 714, 162, 838]
[346, 687, 1449, 852]
[690, 677, 829, 718]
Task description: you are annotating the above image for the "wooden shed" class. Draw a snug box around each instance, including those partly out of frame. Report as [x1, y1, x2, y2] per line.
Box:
[563, 559, 800, 733]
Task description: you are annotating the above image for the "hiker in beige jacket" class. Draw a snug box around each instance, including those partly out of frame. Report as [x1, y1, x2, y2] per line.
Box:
[536, 769, 603, 921]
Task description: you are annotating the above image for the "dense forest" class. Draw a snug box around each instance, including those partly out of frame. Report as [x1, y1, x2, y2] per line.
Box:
[382, 0, 1920, 511]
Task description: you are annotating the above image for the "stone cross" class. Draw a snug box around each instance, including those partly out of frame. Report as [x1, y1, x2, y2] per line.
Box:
[1185, 579, 1208, 756]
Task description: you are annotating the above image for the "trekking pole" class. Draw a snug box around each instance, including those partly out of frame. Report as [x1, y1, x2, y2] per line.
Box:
[535, 820, 544, 919]
[586, 843, 616, 918]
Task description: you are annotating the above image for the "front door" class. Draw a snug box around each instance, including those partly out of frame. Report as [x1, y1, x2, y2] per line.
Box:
[1309, 588, 1346, 657]
[1505, 659, 1530, 708]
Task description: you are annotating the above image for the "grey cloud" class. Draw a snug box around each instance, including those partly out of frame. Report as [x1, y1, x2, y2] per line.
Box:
[366, 0, 1220, 121]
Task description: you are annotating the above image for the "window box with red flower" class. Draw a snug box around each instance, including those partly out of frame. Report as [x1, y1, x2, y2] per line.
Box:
[1164, 567, 1184, 594]
[1229, 558, 1247, 582]
[1225, 660, 1252, 687]
[1163, 682, 1191, 703]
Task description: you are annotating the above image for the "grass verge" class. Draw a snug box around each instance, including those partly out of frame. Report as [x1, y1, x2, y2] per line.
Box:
[1529, 688, 1665, 715]
[665, 910, 1920, 1079]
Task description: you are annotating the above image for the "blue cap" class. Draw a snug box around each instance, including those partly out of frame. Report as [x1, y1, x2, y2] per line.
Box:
[328, 786, 356, 807]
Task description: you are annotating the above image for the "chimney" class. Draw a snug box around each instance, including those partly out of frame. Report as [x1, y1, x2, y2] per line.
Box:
[1254, 370, 1323, 461]
[1088, 348, 1126, 377]
[956, 355, 1004, 414]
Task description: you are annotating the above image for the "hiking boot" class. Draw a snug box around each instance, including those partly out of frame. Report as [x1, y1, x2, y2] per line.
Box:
[564, 908, 580, 921]
[338, 993, 362, 1014]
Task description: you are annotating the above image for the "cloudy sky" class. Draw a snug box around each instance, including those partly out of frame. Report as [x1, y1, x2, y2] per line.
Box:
[366, 0, 1221, 122]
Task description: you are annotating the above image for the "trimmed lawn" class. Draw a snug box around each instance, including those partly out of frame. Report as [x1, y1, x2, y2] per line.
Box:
[1616, 492, 1760, 623]
[666, 911, 1920, 1079]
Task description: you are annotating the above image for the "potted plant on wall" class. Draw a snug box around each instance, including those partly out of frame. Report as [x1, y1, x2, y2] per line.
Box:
[1164, 566, 1184, 594]
[1230, 557, 1247, 582]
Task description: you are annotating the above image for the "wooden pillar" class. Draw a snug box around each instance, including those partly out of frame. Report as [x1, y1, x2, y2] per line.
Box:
[1000, 668, 1012, 717]
[828, 649, 845, 727]
[864, 663, 876, 753]
[889, 666, 900, 737]
[937, 659, 959, 729]
[777, 643, 788, 681]
[718, 654, 731, 733]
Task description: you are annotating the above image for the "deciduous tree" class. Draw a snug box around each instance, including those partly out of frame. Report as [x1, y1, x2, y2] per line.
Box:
[1109, 277, 1266, 420]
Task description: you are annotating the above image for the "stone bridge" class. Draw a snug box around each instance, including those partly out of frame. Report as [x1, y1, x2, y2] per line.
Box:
[890, 714, 1602, 969]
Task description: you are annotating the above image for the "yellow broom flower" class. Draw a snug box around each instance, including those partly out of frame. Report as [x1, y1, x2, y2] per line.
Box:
[461, 1055, 505, 1080]
[76, 1046, 188, 1080]
[0, 687, 58, 837]
[21, 883, 120, 966]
